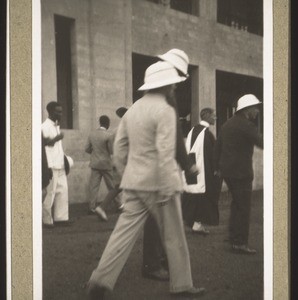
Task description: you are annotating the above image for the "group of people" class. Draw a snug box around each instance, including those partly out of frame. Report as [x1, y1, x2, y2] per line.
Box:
[41, 48, 263, 299]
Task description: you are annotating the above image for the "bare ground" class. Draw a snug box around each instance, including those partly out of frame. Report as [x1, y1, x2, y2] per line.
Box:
[43, 191, 263, 300]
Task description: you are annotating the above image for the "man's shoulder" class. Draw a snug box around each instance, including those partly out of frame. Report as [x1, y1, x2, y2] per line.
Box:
[90, 129, 112, 139]
[42, 119, 53, 131]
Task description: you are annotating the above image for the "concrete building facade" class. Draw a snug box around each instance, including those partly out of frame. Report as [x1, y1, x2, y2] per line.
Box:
[41, 0, 263, 203]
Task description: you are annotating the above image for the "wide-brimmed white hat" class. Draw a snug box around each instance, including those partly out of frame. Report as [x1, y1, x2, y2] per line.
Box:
[157, 48, 189, 76]
[138, 61, 186, 91]
[64, 155, 74, 175]
[236, 94, 262, 112]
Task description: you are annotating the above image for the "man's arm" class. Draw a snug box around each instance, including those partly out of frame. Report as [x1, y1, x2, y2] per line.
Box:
[43, 133, 64, 147]
[245, 122, 263, 149]
[113, 117, 129, 177]
[155, 107, 177, 197]
[85, 136, 92, 154]
[213, 133, 222, 176]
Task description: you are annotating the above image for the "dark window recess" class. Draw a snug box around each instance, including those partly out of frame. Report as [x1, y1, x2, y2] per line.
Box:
[132, 53, 196, 137]
[54, 15, 75, 129]
[145, 0, 199, 16]
[216, 70, 263, 135]
[217, 0, 263, 36]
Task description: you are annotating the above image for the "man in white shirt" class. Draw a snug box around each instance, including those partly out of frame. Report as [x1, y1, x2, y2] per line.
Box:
[42, 101, 69, 227]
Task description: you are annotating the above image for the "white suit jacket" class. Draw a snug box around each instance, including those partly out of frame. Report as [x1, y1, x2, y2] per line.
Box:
[113, 93, 182, 196]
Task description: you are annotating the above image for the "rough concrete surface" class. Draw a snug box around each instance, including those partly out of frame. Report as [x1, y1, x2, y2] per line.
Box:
[43, 191, 263, 300]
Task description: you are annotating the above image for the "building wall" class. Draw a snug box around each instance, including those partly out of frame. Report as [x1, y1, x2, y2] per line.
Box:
[42, 0, 263, 203]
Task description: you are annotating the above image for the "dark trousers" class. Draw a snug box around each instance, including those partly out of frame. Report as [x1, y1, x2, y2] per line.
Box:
[182, 193, 208, 228]
[142, 214, 167, 272]
[224, 177, 253, 245]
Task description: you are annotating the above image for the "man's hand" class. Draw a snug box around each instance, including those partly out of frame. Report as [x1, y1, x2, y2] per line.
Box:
[214, 170, 221, 178]
[44, 133, 64, 146]
[158, 191, 175, 203]
[188, 164, 198, 176]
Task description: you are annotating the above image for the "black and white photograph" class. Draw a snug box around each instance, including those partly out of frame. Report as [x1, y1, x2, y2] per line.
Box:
[30, 0, 274, 299]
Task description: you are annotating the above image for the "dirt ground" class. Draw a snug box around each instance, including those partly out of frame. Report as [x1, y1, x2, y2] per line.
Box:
[43, 191, 263, 300]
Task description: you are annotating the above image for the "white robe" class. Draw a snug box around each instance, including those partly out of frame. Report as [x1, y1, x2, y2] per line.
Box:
[182, 127, 206, 194]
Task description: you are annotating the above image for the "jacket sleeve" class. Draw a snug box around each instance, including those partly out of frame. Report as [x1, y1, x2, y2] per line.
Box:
[107, 133, 114, 155]
[244, 122, 263, 149]
[213, 133, 222, 172]
[85, 136, 92, 154]
[113, 117, 129, 177]
[175, 121, 191, 171]
[155, 106, 177, 196]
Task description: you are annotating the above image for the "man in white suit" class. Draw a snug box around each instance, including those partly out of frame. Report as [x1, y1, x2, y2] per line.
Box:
[87, 61, 205, 299]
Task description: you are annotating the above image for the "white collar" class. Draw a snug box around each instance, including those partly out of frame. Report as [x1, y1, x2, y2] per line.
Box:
[200, 120, 210, 128]
[99, 126, 107, 130]
[47, 118, 58, 126]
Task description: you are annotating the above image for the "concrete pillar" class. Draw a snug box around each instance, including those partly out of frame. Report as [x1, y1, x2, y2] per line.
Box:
[124, 0, 133, 107]
[198, 64, 217, 135]
[199, 0, 217, 21]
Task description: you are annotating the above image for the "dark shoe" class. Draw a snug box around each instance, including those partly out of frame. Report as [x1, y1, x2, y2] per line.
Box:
[231, 244, 257, 255]
[87, 283, 106, 300]
[55, 220, 74, 226]
[142, 268, 169, 281]
[88, 210, 96, 215]
[171, 287, 206, 298]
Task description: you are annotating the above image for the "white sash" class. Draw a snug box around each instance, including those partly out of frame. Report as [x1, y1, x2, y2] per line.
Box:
[182, 127, 206, 193]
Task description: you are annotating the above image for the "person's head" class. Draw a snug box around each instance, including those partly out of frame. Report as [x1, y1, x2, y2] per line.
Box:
[200, 108, 216, 125]
[138, 61, 186, 103]
[157, 48, 189, 77]
[235, 94, 261, 120]
[46, 101, 62, 122]
[116, 107, 128, 118]
[99, 115, 110, 129]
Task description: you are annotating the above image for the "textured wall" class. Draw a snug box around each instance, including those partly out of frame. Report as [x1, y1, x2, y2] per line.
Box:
[42, 0, 263, 203]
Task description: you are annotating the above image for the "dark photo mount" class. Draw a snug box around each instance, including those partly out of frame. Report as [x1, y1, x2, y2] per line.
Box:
[0, 0, 7, 299]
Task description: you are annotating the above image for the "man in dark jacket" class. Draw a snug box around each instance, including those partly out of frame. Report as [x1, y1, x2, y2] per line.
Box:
[214, 94, 263, 254]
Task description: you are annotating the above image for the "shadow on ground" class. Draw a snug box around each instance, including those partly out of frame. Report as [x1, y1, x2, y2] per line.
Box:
[43, 191, 264, 300]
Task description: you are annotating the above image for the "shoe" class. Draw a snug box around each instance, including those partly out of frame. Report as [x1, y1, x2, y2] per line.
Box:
[142, 268, 169, 281]
[87, 282, 106, 300]
[88, 210, 96, 215]
[171, 287, 206, 298]
[231, 244, 257, 255]
[191, 222, 209, 235]
[95, 206, 108, 221]
[55, 220, 74, 226]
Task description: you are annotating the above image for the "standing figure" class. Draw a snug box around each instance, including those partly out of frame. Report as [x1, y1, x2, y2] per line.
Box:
[214, 94, 263, 254]
[142, 48, 198, 281]
[42, 101, 70, 227]
[98, 107, 128, 212]
[85, 115, 115, 221]
[87, 61, 205, 299]
[182, 108, 221, 234]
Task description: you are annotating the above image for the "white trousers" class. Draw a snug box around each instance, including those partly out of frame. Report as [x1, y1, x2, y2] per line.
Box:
[89, 190, 193, 293]
[43, 169, 68, 225]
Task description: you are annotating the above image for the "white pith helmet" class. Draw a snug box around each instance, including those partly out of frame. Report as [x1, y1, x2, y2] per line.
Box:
[66, 156, 74, 168]
[157, 48, 189, 76]
[236, 94, 262, 112]
[138, 61, 186, 91]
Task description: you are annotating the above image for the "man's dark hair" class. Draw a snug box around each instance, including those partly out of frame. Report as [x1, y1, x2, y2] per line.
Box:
[116, 107, 128, 118]
[200, 108, 214, 120]
[99, 115, 110, 128]
[46, 101, 61, 114]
